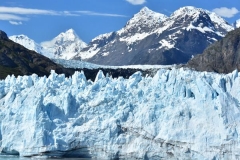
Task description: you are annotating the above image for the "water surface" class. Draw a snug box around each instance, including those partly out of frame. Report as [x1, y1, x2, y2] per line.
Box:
[0, 155, 90, 160]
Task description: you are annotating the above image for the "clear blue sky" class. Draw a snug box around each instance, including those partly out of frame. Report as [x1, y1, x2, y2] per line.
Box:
[0, 0, 240, 43]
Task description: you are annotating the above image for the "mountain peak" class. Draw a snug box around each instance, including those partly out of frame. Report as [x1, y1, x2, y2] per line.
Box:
[14, 34, 31, 40]
[171, 6, 205, 17]
[169, 6, 233, 34]
[9, 34, 34, 44]
[66, 28, 76, 34]
[9, 34, 43, 54]
[119, 7, 167, 34]
[11, 29, 87, 60]
[135, 6, 167, 18]
[139, 6, 152, 13]
[40, 29, 87, 60]
[57, 28, 79, 41]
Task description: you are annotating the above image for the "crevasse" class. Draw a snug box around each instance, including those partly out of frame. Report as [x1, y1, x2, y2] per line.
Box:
[0, 68, 240, 159]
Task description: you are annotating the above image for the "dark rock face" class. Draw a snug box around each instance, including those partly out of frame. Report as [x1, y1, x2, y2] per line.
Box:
[0, 30, 8, 40]
[187, 27, 240, 73]
[82, 32, 191, 66]
[74, 7, 232, 66]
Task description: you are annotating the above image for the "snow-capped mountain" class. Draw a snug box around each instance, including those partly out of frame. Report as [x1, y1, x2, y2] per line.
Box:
[10, 29, 87, 60]
[1, 68, 240, 159]
[41, 29, 87, 60]
[73, 6, 234, 65]
[234, 19, 240, 28]
[117, 6, 168, 39]
[79, 7, 168, 60]
[9, 35, 43, 54]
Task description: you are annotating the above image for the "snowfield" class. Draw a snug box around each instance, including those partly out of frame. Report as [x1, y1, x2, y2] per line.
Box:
[1, 68, 240, 159]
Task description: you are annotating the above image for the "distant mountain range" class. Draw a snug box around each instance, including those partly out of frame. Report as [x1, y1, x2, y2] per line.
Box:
[9, 6, 240, 66]
[9, 29, 86, 60]
[73, 6, 235, 65]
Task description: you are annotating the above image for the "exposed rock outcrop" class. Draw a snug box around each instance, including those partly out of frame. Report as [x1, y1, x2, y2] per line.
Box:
[188, 27, 240, 73]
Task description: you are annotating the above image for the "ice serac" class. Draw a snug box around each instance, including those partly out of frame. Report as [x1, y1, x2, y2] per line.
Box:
[1, 68, 240, 159]
[73, 6, 233, 66]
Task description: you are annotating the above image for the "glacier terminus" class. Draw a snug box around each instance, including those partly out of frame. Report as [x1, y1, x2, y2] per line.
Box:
[0, 68, 240, 159]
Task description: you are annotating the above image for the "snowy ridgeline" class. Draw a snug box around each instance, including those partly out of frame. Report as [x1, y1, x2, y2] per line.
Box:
[1, 68, 240, 159]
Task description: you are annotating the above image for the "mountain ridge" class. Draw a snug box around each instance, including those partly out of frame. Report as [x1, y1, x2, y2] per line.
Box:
[9, 34, 43, 54]
[9, 29, 87, 60]
[73, 6, 234, 65]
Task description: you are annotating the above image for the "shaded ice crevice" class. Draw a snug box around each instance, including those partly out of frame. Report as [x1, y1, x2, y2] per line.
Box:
[0, 69, 240, 159]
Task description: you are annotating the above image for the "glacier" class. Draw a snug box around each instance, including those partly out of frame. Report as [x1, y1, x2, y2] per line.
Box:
[0, 68, 240, 159]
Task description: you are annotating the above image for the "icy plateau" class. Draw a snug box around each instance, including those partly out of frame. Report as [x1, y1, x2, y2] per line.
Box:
[0, 68, 240, 159]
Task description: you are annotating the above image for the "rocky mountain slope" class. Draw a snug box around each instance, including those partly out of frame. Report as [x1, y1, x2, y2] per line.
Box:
[0, 30, 76, 79]
[73, 6, 234, 65]
[188, 27, 240, 73]
[9, 29, 87, 60]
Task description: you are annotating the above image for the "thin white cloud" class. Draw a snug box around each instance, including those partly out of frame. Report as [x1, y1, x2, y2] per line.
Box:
[0, 13, 27, 21]
[212, 7, 239, 18]
[0, 6, 126, 23]
[125, 0, 146, 5]
[76, 11, 127, 17]
[0, 6, 58, 15]
[9, 21, 22, 25]
[63, 11, 79, 16]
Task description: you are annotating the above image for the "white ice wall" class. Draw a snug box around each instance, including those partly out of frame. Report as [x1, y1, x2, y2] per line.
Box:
[0, 68, 240, 159]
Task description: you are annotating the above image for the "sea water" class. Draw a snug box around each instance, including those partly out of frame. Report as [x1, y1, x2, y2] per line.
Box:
[0, 156, 90, 160]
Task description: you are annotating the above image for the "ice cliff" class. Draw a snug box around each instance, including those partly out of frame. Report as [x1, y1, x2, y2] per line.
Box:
[0, 68, 240, 159]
